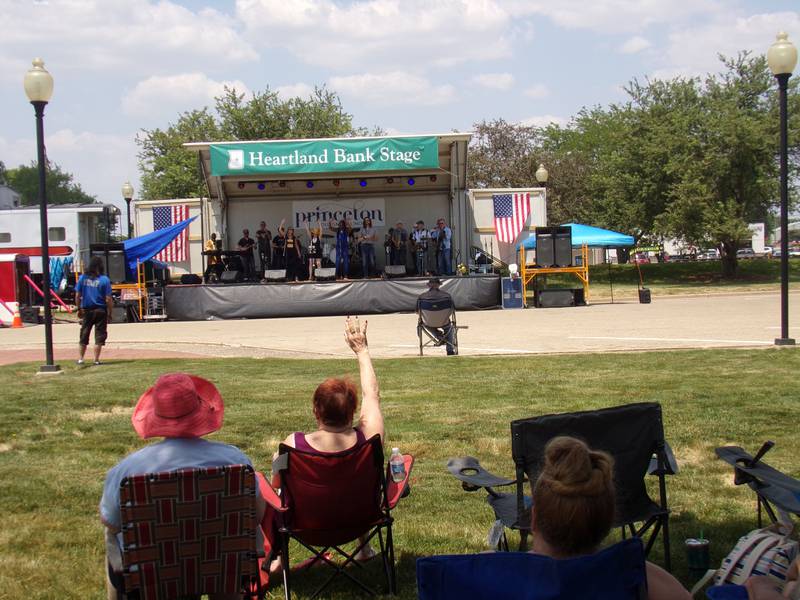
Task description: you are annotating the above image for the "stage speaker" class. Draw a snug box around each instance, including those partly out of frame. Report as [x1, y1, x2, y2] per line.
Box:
[180, 274, 202, 285]
[535, 228, 555, 267]
[219, 270, 241, 284]
[554, 227, 573, 267]
[638, 287, 652, 304]
[536, 289, 576, 308]
[107, 251, 127, 283]
[314, 267, 336, 281]
[384, 265, 406, 278]
[265, 269, 286, 282]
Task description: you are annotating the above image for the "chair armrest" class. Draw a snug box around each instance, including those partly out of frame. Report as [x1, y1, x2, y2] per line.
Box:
[257, 471, 286, 512]
[447, 456, 516, 490]
[387, 455, 415, 510]
[648, 441, 679, 476]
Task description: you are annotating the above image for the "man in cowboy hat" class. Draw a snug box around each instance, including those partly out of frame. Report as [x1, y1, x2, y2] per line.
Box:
[99, 373, 266, 599]
[416, 278, 457, 355]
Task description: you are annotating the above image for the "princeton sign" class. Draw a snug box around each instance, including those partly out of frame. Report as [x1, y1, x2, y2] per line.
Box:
[210, 136, 439, 176]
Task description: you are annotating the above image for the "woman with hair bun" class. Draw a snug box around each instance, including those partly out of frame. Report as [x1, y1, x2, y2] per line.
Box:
[531, 436, 690, 600]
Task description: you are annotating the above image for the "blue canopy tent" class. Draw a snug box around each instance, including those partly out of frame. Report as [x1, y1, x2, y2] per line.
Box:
[519, 223, 635, 249]
[518, 224, 636, 304]
[122, 216, 196, 277]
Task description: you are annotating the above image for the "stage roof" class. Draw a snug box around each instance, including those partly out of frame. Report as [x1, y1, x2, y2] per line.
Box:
[519, 223, 635, 249]
[184, 132, 471, 201]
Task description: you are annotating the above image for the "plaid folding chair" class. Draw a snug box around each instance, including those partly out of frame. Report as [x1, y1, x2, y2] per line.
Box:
[417, 296, 465, 356]
[118, 464, 266, 599]
[266, 434, 414, 599]
[448, 402, 677, 570]
[416, 537, 647, 600]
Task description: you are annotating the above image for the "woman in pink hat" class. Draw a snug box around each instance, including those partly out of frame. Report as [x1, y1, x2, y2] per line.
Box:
[99, 372, 266, 599]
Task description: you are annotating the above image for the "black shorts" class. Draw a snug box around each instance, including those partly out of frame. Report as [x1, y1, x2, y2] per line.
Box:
[79, 308, 108, 346]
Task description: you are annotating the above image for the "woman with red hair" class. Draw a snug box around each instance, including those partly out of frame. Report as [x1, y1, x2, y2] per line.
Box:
[266, 316, 384, 573]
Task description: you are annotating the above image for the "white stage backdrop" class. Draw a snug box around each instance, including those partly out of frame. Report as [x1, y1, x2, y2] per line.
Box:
[293, 197, 386, 228]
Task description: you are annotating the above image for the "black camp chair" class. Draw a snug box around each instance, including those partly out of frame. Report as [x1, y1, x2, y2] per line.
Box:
[716, 442, 800, 527]
[417, 296, 465, 356]
[447, 402, 678, 570]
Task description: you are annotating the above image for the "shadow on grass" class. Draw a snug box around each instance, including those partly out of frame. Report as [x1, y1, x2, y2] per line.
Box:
[271, 552, 423, 599]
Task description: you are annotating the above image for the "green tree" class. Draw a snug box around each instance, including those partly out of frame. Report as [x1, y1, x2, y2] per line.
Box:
[5, 162, 96, 205]
[137, 85, 366, 200]
[0, 161, 7, 185]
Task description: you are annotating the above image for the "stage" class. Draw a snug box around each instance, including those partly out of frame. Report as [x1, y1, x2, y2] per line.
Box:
[164, 274, 501, 321]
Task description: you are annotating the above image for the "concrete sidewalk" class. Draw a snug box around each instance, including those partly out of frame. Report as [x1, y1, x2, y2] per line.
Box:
[0, 291, 797, 364]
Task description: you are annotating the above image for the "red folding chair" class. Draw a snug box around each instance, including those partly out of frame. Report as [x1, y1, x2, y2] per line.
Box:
[118, 464, 266, 599]
[265, 434, 414, 599]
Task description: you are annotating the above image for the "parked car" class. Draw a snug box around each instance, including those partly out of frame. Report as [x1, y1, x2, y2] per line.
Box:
[790, 248, 800, 258]
[631, 253, 650, 264]
[736, 248, 756, 259]
[669, 254, 691, 263]
[697, 250, 720, 261]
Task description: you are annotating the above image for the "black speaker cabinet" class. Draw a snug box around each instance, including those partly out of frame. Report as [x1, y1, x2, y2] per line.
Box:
[180, 274, 202, 285]
[219, 270, 241, 284]
[638, 288, 652, 304]
[554, 227, 573, 267]
[536, 289, 576, 308]
[535, 229, 555, 267]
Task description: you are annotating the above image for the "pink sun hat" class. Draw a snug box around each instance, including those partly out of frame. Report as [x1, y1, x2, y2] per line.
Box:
[132, 373, 224, 439]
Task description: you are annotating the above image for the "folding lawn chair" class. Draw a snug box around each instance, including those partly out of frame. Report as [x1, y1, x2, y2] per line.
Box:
[266, 434, 414, 599]
[118, 464, 266, 600]
[716, 441, 800, 526]
[447, 402, 677, 570]
[416, 537, 647, 600]
[417, 296, 465, 356]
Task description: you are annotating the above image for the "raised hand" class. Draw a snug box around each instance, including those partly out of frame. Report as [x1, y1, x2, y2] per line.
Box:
[344, 316, 368, 354]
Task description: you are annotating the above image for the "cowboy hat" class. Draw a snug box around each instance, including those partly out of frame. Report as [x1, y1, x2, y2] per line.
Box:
[132, 373, 223, 439]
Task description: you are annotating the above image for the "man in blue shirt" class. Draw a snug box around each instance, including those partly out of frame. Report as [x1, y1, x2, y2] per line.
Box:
[75, 256, 113, 365]
[435, 217, 453, 276]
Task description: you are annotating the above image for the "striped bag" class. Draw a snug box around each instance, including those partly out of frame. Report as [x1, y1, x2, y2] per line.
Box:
[692, 524, 798, 597]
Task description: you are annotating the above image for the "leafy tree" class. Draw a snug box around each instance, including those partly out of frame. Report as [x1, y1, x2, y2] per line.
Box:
[137, 85, 365, 200]
[0, 161, 7, 185]
[5, 161, 96, 205]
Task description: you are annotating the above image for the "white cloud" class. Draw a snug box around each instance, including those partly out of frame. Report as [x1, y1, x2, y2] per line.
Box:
[519, 115, 567, 128]
[0, 129, 138, 208]
[619, 35, 652, 54]
[0, 1, 257, 79]
[506, 0, 723, 34]
[275, 83, 315, 99]
[471, 73, 515, 90]
[523, 84, 550, 99]
[122, 73, 250, 117]
[653, 11, 800, 79]
[236, 0, 514, 70]
[329, 72, 456, 106]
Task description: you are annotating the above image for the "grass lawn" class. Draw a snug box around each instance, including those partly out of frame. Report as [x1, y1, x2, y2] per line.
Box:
[559, 257, 800, 299]
[1, 348, 798, 598]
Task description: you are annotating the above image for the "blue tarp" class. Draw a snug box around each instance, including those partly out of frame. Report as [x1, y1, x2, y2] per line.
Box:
[122, 217, 196, 270]
[519, 223, 635, 249]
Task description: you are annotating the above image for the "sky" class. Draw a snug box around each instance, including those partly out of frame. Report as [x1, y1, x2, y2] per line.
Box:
[0, 0, 798, 214]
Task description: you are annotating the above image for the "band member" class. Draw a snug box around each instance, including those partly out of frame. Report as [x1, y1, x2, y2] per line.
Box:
[256, 221, 272, 277]
[411, 220, 430, 276]
[237, 228, 256, 280]
[358, 217, 377, 278]
[304, 221, 323, 280]
[390, 221, 408, 266]
[284, 227, 303, 282]
[435, 217, 453, 276]
[272, 219, 286, 270]
[328, 219, 352, 279]
[384, 227, 394, 267]
[203, 232, 223, 283]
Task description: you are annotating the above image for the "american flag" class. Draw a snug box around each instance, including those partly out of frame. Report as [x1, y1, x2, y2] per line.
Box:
[153, 205, 189, 262]
[492, 193, 530, 243]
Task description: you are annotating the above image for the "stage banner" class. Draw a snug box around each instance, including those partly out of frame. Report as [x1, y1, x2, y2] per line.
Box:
[209, 136, 439, 176]
[293, 198, 385, 228]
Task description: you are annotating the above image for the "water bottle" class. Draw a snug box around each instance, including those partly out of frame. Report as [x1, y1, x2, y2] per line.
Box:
[389, 447, 405, 483]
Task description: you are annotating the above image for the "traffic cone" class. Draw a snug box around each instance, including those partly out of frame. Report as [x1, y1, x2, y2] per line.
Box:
[11, 307, 23, 328]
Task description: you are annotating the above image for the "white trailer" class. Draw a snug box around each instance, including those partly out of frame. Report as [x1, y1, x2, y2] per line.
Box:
[0, 203, 120, 273]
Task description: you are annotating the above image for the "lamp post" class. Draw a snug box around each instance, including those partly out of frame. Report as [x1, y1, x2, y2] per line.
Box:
[121, 181, 134, 238]
[24, 58, 60, 373]
[768, 31, 797, 346]
[535, 163, 549, 187]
